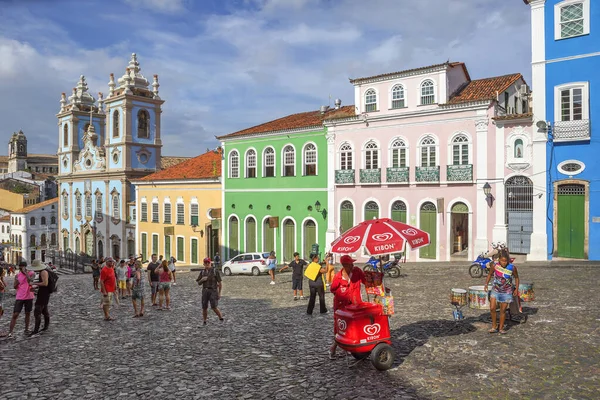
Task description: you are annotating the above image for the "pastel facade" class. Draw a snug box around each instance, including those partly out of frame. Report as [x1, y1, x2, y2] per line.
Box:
[133, 151, 222, 265]
[326, 62, 540, 261]
[527, 0, 600, 259]
[57, 53, 164, 259]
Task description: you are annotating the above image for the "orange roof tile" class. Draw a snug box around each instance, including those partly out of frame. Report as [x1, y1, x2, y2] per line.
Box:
[0, 215, 10, 222]
[12, 198, 58, 214]
[448, 73, 523, 104]
[350, 62, 470, 84]
[141, 151, 221, 181]
[217, 105, 355, 139]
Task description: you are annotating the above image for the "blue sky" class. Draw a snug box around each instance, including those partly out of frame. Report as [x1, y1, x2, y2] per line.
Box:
[0, 0, 532, 157]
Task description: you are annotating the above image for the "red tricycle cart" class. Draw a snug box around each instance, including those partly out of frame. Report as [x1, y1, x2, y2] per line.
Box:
[334, 301, 396, 371]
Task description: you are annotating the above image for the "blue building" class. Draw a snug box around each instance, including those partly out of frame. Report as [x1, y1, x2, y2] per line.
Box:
[57, 53, 164, 259]
[527, 0, 599, 259]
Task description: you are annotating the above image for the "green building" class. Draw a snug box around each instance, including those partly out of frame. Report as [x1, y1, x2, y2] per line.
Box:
[218, 105, 354, 262]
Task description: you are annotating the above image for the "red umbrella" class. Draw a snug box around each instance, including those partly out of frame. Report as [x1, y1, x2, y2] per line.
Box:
[330, 218, 430, 256]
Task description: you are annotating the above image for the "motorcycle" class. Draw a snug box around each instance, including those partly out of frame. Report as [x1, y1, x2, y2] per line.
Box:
[469, 242, 514, 278]
[363, 256, 401, 278]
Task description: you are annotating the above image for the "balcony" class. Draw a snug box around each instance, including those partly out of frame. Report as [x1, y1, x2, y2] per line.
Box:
[447, 164, 473, 182]
[386, 167, 409, 184]
[335, 169, 355, 185]
[359, 168, 381, 184]
[553, 120, 590, 141]
[415, 166, 440, 183]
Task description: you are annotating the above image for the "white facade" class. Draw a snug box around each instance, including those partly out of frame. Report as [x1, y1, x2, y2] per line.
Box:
[8, 199, 59, 264]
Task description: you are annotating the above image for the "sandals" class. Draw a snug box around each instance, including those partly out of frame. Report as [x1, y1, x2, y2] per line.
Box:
[104, 317, 115, 321]
[488, 328, 499, 333]
[499, 329, 508, 334]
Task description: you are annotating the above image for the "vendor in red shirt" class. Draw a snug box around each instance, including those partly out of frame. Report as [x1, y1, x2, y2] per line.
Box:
[100, 257, 117, 321]
[328, 255, 366, 359]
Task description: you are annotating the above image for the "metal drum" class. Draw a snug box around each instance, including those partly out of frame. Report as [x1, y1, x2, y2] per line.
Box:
[519, 283, 535, 302]
[468, 285, 490, 309]
[450, 288, 467, 307]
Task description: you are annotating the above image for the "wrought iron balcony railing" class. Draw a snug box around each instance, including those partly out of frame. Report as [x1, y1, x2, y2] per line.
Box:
[553, 120, 590, 141]
[415, 166, 440, 183]
[335, 169, 355, 185]
[386, 167, 409, 184]
[359, 168, 381, 184]
[447, 164, 473, 182]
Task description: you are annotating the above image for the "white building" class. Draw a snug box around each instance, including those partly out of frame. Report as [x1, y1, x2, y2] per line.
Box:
[0, 215, 10, 262]
[8, 198, 59, 263]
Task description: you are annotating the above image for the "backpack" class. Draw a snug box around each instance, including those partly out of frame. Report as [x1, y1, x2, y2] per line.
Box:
[45, 268, 59, 293]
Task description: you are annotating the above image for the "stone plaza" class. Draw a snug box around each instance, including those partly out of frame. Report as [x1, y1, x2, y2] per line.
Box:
[1, 263, 599, 399]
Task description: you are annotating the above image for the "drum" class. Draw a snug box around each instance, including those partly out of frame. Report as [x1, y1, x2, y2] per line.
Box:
[468, 285, 490, 309]
[450, 288, 467, 306]
[519, 283, 535, 302]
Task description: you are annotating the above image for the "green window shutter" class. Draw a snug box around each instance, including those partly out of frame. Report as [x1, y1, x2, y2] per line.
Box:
[152, 235, 158, 255]
[165, 236, 171, 260]
[246, 218, 256, 253]
[177, 237, 184, 262]
[419, 202, 437, 259]
[191, 216, 199, 226]
[263, 219, 274, 253]
[141, 233, 147, 261]
[229, 217, 239, 257]
[391, 200, 407, 223]
[303, 220, 316, 259]
[284, 220, 295, 263]
[191, 238, 198, 264]
[340, 201, 354, 233]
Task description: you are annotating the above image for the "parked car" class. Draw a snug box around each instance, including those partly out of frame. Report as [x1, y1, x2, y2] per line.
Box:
[221, 252, 271, 276]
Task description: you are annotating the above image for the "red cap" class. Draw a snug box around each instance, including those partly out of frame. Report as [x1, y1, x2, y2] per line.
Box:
[340, 255, 356, 265]
[203, 257, 211, 264]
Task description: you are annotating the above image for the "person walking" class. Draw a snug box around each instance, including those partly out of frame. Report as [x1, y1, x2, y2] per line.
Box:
[116, 260, 128, 299]
[146, 254, 161, 306]
[196, 258, 224, 325]
[91, 260, 100, 290]
[100, 257, 117, 321]
[279, 252, 307, 300]
[28, 260, 52, 337]
[484, 249, 520, 334]
[131, 260, 145, 317]
[157, 260, 172, 310]
[3, 261, 35, 338]
[213, 253, 221, 270]
[168, 257, 177, 285]
[306, 254, 328, 315]
[267, 251, 277, 285]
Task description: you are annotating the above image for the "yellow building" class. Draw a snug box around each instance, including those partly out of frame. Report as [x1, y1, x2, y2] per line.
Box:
[0, 187, 37, 213]
[133, 150, 222, 265]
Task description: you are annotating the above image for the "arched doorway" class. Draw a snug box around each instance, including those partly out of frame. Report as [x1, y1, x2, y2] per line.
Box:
[283, 219, 295, 263]
[419, 202, 437, 259]
[84, 230, 94, 256]
[303, 219, 316, 259]
[391, 200, 407, 223]
[505, 175, 533, 254]
[556, 183, 586, 258]
[263, 217, 275, 253]
[75, 237, 81, 254]
[364, 201, 379, 221]
[450, 202, 469, 256]
[112, 243, 119, 259]
[245, 217, 256, 253]
[340, 201, 354, 234]
[228, 216, 239, 259]
[98, 240, 104, 259]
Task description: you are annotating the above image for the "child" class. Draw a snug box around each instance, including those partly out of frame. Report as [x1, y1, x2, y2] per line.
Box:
[116, 260, 128, 299]
[484, 249, 519, 334]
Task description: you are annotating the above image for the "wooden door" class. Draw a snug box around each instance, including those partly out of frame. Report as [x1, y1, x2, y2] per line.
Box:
[419, 202, 437, 259]
[557, 184, 585, 259]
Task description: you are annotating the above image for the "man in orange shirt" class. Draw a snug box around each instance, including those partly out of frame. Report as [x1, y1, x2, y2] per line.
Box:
[100, 257, 117, 321]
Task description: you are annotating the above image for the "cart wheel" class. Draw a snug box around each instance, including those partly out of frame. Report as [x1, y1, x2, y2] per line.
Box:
[469, 263, 483, 278]
[371, 343, 395, 371]
[351, 352, 370, 360]
[362, 265, 374, 272]
[387, 266, 401, 278]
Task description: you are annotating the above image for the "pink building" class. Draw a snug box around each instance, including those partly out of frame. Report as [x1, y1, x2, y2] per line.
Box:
[324, 62, 538, 262]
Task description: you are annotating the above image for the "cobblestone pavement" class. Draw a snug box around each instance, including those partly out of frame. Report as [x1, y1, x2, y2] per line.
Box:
[1, 264, 599, 399]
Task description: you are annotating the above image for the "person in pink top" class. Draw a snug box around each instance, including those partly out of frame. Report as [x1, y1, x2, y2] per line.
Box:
[156, 260, 172, 310]
[4, 261, 35, 339]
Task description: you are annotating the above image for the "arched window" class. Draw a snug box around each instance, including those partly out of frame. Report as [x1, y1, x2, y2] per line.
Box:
[420, 136, 436, 167]
[340, 200, 354, 234]
[420, 80, 435, 105]
[41, 217, 46, 225]
[30, 235, 36, 246]
[339, 143, 353, 170]
[391, 85, 405, 109]
[229, 150, 239, 178]
[63, 124, 68, 147]
[51, 216, 56, 225]
[452, 134, 469, 165]
[85, 193, 92, 218]
[263, 147, 275, 177]
[30, 217, 36, 226]
[364, 201, 379, 221]
[41, 234, 47, 246]
[137, 109, 150, 138]
[390, 139, 407, 168]
[113, 110, 120, 138]
[51, 233, 57, 246]
[364, 141, 379, 170]
[303, 143, 317, 176]
[112, 193, 120, 219]
[95, 193, 103, 221]
[246, 149, 256, 178]
[365, 89, 377, 112]
[283, 145, 295, 176]
[164, 201, 172, 224]
[62, 192, 69, 218]
[514, 139, 524, 158]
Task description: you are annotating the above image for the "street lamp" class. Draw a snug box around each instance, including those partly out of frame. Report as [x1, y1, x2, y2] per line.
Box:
[314, 201, 327, 219]
[483, 182, 492, 198]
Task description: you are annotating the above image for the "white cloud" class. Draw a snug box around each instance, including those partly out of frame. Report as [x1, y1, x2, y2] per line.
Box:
[123, 0, 185, 13]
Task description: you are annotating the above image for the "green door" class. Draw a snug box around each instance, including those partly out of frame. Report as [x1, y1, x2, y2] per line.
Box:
[284, 219, 295, 263]
[191, 238, 198, 264]
[177, 237, 184, 262]
[364, 201, 379, 221]
[229, 217, 239, 258]
[246, 217, 256, 253]
[391, 200, 407, 223]
[141, 233, 147, 261]
[304, 220, 316, 259]
[152, 234, 159, 256]
[557, 184, 585, 259]
[419, 202, 437, 259]
[264, 218, 275, 253]
[165, 236, 171, 260]
[340, 201, 354, 233]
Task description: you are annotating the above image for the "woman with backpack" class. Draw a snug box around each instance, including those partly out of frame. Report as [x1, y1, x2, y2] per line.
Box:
[28, 260, 55, 337]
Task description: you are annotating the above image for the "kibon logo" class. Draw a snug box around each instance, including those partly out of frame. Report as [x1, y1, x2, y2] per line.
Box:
[337, 319, 347, 332]
[372, 233, 393, 242]
[402, 228, 418, 236]
[343, 236, 360, 244]
[363, 323, 381, 336]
